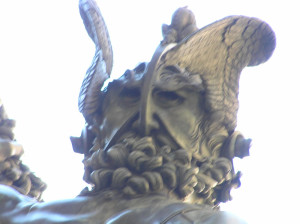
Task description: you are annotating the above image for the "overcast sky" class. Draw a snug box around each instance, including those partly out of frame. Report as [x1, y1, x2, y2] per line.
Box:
[0, 0, 299, 223]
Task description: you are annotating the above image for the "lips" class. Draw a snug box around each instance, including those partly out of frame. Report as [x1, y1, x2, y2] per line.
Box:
[155, 134, 179, 150]
[103, 113, 139, 151]
[106, 129, 181, 153]
[103, 112, 182, 152]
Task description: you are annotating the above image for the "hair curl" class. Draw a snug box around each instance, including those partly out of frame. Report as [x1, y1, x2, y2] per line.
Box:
[81, 124, 247, 208]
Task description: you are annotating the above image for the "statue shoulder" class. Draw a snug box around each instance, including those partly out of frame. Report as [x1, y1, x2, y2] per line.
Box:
[166, 209, 247, 224]
[0, 186, 247, 223]
[0, 185, 36, 222]
[105, 199, 247, 224]
[0, 185, 96, 223]
[0, 184, 35, 210]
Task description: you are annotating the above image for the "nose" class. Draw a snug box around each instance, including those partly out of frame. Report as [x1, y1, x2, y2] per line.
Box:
[137, 98, 160, 136]
[137, 44, 175, 136]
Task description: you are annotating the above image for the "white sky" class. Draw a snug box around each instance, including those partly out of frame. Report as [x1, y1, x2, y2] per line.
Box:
[0, 0, 299, 223]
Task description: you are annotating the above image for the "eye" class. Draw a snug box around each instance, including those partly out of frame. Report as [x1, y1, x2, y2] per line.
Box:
[160, 65, 183, 77]
[120, 87, 140, 104]
[153, 90, 184, 107]
[164, 65, 182, 73]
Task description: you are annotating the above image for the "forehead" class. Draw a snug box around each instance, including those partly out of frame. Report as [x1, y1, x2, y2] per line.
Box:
[105, 63, 204, 94]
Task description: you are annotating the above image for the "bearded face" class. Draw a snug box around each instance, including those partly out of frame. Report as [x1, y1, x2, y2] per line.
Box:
[96, 62, 206, 156]
[80, 61, 246, 208]
[75, 0, 274, 209]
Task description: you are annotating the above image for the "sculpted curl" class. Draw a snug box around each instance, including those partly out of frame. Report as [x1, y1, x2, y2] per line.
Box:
[82, 129, 248, 207]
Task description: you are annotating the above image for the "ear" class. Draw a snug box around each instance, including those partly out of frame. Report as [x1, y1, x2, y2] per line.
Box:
[161, 16, 276, 131]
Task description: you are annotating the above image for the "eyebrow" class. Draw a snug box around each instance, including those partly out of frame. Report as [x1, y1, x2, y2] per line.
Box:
[153, 79, 204, 93]
[155, 71, 204, 93]
[164, 65, 183, 73]
[105, 64, 204, 94]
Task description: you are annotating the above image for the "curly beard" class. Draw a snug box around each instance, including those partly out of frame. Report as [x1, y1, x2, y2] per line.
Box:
[81, 127, 245, 208]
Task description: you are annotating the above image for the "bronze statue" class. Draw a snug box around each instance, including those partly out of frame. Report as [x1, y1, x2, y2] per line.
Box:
[0, 0, 275, 223]
[0, 99, 46, 202]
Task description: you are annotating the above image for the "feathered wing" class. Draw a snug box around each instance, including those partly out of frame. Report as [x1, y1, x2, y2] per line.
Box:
[78, 0, 113, 120]
[161, 16, 276, 132]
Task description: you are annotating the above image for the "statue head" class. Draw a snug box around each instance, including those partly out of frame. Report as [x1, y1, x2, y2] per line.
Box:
[71, 0, 275, 208]
[97, 44, 206, 155]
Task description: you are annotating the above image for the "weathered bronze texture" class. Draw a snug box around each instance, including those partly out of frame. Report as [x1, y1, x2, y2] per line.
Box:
[0, 0, 275, 223]
[0, 99, 46, 201]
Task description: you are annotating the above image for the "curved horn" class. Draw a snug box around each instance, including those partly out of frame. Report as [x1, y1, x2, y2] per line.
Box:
[161, 16, 276, 132]
[78, 0, 113, 121]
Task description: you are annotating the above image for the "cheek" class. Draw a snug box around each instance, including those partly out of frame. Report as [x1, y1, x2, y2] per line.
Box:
[157, 108, 201, 152]
[171, 110, 199, 134]
[160, 98, 201, 133]
[99, 101, 138, 146]
[102, 105, 136, 130]
[156, 101, 202, 142]
[101, 92, 138, 127]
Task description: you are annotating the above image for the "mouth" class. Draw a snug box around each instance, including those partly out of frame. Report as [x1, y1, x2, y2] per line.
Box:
[152, 114, 182, 150]
[105, 131, 181, 153]
[153, 130, 180, 150]
[104, 113, 183, 152]
[104, 124, 181, 153]
[104, 113, 139, 151]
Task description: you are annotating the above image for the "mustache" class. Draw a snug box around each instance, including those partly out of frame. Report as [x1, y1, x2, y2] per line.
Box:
[104, 112, 181, 151]
[103, 113, 139, 151]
